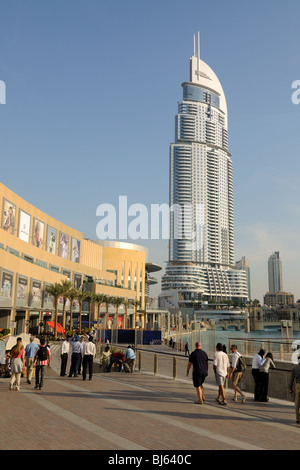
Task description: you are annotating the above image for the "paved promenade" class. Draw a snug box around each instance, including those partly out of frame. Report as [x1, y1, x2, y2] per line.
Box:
[1, 342, 299, 454]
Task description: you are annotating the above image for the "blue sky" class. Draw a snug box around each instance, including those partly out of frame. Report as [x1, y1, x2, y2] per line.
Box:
[0, 0, 300, 303]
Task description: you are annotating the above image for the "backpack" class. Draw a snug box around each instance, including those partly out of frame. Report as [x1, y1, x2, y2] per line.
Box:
[37, 346, 48, 361]
[236, 355, 246, 372]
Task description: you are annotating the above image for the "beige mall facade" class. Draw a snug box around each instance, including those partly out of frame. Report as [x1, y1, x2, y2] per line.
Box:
[0, 183, 154, 335]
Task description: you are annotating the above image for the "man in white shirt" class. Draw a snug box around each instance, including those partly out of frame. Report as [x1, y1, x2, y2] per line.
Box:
[60, 336, 70, 377]
[82, 336, 96, 381]
[230, 345, 246, 403]
[251, 349, 265, 401]
[213, 343, 230, 405]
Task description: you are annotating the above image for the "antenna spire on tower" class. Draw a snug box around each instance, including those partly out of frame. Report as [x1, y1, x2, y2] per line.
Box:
[197, 31, 200, 78]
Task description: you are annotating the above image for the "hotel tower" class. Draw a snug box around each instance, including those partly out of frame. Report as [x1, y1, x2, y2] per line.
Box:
[160, 33, 249, 308]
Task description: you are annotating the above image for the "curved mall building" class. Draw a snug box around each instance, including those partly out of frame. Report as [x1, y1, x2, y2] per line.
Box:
[0, 183, 161, 335]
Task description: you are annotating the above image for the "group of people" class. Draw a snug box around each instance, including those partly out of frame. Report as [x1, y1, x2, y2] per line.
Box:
[100, 345, 136, 373]
[251, 348, 276, 402]
[186, 341, 275, 406]
[60, 335, 136, 378]
[60, 333, 96, 380]
[8, 336, 51, 391]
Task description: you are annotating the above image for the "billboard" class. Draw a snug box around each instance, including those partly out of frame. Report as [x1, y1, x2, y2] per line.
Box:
[0, 269, 14, 307]
[33, 218, 44, 249]
[46, 226, 57, 254]
[16, 275, 29, 307]
[44, 283, 54, 310]
[71, 237, 81, 263]
[30, 279, 42, 308]
[59, 232, 69, 259]
[2, 198, 16, 235]
[18, 210, 31, 243]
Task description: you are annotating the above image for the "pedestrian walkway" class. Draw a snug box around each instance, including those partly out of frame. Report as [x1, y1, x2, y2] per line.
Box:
[1, 342, 299, 451]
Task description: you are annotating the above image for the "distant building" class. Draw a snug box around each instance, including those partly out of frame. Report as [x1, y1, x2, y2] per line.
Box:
[268, 251, 282, 294]
[236, 256, 251, 300]
[263, 291, 294, 308]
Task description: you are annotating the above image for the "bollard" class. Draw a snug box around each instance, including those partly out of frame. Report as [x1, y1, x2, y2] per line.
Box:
[154, 354, 158, 375]
[138, 351, 142, 371]
[280, 344, 283, 361]
[268, 340, 271, 352]
[173, 356, 177, 380]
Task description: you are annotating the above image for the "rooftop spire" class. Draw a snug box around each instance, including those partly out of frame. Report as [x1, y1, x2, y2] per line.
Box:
[193, 31, 200, 80]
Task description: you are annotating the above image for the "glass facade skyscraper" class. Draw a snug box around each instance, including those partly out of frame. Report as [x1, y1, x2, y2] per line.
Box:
[160, 33, 249, 308]
[268, 251, 283, 294]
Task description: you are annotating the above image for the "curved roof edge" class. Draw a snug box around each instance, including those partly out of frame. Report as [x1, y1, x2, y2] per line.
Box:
[92, 239, 149, 259]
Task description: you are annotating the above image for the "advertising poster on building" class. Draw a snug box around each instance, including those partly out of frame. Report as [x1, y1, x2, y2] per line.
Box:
[72, 273, 82, 312]
[33, 218, 44, 249]
[44, 283, 54, 310]
[71, 237, 81, 263]
[18, 210, 31, 243]
[2, 198, 16, 235]
[30, 279, 42, 308]
[46, 225, 57, 254]
[0, 269, 13, 307]
[16, 275, 28, 307]
[59, 232, 69, 259]
[74, 272, 82, 289]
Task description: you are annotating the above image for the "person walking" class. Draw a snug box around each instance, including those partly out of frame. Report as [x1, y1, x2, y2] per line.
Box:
[258, 352, 275, 402]
[288, 355, 300, 423]
[251, 349, 265, 401]
[185, 342, 190, 356]
[9, 339, 25, 391]
[213, 343, 230, 405]
[68, 335, 83, 377]
[60, 335, 70, 376]
[82, 336, 96, 381]
[230, 344, 246, 403]
[34, 337, 51, 390]
[186, 342, 208, 404]
[124, 345, 136, 372]
[25, 337, 39, 384]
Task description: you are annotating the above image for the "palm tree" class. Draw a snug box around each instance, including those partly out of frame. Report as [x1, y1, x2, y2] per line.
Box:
[94, 293, 106, 325]
[111, 296, 124, 329]
[47, 283, 64, 340]
[133, 298, 141, 329]
[103, 295, 112, 329]
[76, 290, 88, 332]
[60, 280, 73, 331]
[67, 288, 78, 331]
[123, 299, 129, 328]
[132, 298, 141, 350]
[85, 292, 98, 329]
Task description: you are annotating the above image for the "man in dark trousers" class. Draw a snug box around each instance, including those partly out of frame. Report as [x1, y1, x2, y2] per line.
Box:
[34, 337, 51, 390]
[186, 342, 208, 404]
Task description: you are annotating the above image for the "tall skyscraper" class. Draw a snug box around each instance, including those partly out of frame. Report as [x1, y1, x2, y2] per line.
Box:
[268, 251, 283, 294]
[160, 32, 249, 308]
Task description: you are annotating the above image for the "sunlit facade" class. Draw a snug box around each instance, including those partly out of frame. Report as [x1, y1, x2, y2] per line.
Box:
[160, 33, 249, 308]
[0, 183, 149, 334]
